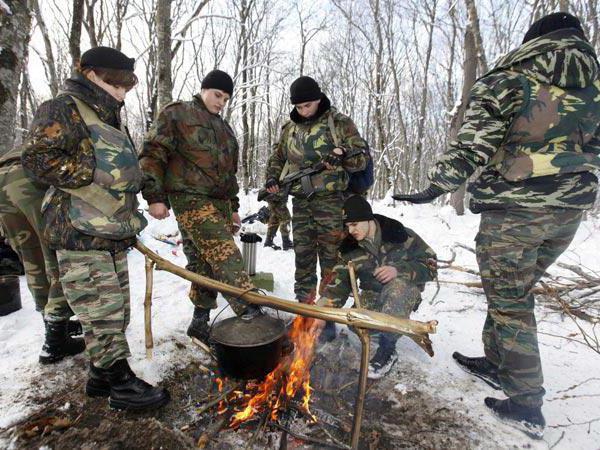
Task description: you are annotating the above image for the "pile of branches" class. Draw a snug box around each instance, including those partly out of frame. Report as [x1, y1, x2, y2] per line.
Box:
[437, 244, 600, 354]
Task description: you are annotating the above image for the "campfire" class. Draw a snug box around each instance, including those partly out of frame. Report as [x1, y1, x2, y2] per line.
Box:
[214, 315, 323, 428]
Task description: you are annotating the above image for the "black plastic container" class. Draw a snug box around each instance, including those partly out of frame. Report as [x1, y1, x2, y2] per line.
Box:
[210, 314, 286, 380]
[0, 275, 22, 316]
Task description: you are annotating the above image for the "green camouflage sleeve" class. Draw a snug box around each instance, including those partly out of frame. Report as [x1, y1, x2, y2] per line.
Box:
[320, 259, 352, 307]
[21, 99, 95, 188]
[583, 123, 600, 156]
[390, 229, 437, 285]
[139, 105, 178, 206]
[336, 114, 368, 173]
[265, 125, 289, 182]
[428, 73, 525, 191]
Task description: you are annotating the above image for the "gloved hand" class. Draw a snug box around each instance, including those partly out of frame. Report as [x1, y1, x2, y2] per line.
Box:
[265, 178, 279, 194]
[324, 147, 345, 169]
[392, 185, 445, 204]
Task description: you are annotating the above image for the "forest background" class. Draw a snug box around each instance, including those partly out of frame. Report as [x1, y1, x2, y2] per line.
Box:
[1, 0, 599, 213]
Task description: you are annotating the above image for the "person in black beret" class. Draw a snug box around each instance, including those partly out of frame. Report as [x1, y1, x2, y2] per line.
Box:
[22, 46, 170, 411]
[264, 76, 370, 304]
[317, 195, 437, 378]
[140, 68, 262, 345]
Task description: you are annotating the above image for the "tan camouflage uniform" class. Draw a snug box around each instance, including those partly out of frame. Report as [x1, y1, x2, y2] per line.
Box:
[140, 95, 252, 315]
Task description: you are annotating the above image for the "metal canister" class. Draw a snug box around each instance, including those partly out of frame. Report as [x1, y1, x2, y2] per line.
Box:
[240, 232, 262, 276]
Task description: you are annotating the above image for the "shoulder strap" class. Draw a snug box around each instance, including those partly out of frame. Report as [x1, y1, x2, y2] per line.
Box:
[68, 95, 103, 127]
[327, 113, 341, 147]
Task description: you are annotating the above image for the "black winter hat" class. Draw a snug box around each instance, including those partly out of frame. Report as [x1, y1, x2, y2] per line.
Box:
[290, 76, 323, 104]
[201, 70, 234, 96]
[522, 12, 585, 44]
[343, 195, 375, 224]
[80, 46, 135, 71]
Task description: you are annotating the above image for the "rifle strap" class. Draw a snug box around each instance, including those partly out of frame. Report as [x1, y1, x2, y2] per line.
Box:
[327, 113, 341, 148]
[279, 160, 291, 181]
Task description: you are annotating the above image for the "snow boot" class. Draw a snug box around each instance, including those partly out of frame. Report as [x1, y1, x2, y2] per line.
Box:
[39, 320, 86, 365]
[319, 321, 337, 343]
[485, 397, 545, 439]
[187, 307, 211, 344]
[67, 319, 83, 337]
[452, 352, 501, 390]
[105, 359, 170, 411]
[368, 336, 398, 379]
[282, 236, 293, 251]
[85, 362, 111, 397]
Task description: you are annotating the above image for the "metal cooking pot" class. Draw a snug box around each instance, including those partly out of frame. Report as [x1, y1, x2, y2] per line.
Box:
[210, 313, 286, 380]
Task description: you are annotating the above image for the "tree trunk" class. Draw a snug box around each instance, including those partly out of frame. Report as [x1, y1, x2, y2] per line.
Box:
[70, 0, 85, 66]
[559, 0, 570, 12]
[32, 0, 58, 96]
[464, 0, 488, 74]
[156, 0, 173, 113]
[449, 26, 478, 215]
[0, 0, 32, 157]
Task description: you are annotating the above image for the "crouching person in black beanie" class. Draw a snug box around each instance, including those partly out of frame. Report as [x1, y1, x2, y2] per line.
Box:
[317, 196, 437, 378]
[22, 46, 169, 411]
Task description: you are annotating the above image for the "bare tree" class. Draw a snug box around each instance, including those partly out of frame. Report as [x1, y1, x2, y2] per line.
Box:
[156, 0, 173, 111]
[32, 0, 59, 96]
[0, 0, 32, 157]
[70, 0, 85, 66]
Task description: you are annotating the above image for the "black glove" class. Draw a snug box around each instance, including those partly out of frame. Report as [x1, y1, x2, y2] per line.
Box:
[324, 149, 345, 168]
[392, 185, 445, 204]
[265, 178, 278, 190]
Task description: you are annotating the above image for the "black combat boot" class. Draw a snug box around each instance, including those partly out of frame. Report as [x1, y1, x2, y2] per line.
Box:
[104, 359, 170, 411]
[452, 352, 501, 390]
[282, 236, 293, 251]
[86, 362, 111, 397]
[186, 307, 211, 344]
[368, 335, 398, 379]
[485, 397, 545, 439]
[318, 321, 337, 343]
[67, 319, 83, 337]
[263, 231, 281, 250]
[39, 320, 86, 365]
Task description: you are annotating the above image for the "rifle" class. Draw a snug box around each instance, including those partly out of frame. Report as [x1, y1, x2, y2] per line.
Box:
[258, 161, 326, 201]
[242, 205, 271, 224]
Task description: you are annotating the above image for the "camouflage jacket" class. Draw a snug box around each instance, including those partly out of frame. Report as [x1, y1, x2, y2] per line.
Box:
[265, 96, 368, 197]
[321, 214, 437, 304]
[21, 75, 135, 252]
[429, 29, 600, 212]
[140, 96, 241, 211]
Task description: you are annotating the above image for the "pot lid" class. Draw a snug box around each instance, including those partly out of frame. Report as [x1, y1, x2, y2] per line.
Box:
[210, 314, 286, 347]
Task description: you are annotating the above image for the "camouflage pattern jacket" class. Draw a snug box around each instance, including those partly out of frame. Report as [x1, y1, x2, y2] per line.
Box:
[321, 214, 437, 303]
[429, 29, 600, 212]
[21, 75, 134, 252]
[266, 96, 368, 197]
[140, 96, 241, 211]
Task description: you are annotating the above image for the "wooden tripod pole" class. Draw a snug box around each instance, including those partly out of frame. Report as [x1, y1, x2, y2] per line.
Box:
[348, 260, 370, 450]
[143, 256, 155, 359]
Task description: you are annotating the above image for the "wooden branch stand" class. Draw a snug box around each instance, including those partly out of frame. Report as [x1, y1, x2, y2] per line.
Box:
[135, 240, 437, 449]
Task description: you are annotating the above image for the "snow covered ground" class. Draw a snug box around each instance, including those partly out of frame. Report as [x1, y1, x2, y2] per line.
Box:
[1, 193, 599, 449]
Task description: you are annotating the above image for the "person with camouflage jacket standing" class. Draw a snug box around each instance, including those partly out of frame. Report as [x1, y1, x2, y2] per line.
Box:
[264, 76, 368, 302]
[140, 70, 259, 344]
[318, 196, 437, 378]
[394, 13, 600, 438]
[22, 47, 169, 411]
[263, 193, 293, 250]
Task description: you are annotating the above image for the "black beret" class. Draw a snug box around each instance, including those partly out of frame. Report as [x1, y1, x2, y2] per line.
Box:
[80, 46, 135, 71]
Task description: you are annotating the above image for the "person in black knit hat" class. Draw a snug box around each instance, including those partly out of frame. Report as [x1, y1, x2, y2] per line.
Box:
[264, 76, 369, 304]
[317, 195, 437, 378]
[140, 68, 262, 346]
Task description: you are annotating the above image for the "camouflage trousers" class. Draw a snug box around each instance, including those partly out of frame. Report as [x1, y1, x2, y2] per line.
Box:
[361, 278, 422, 345]
[0, 164, 71, 321]
[476, 208, 583, 408]
[266, 199, 291, 240]
[56, 249, 131, 369]
[292, 193, 345, 302]
[170, 193, 252, 315]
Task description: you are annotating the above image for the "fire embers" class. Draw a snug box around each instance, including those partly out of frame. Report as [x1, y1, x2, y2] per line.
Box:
[214, 315, 324, 429]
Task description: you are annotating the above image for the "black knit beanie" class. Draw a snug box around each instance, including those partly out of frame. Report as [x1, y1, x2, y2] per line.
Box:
[290, 76, 323, 104]
[343, 195, 375, 224]
[201, 70, 234, 96]
[522, 12, 585, 44]
[80, 46, 135, 71]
